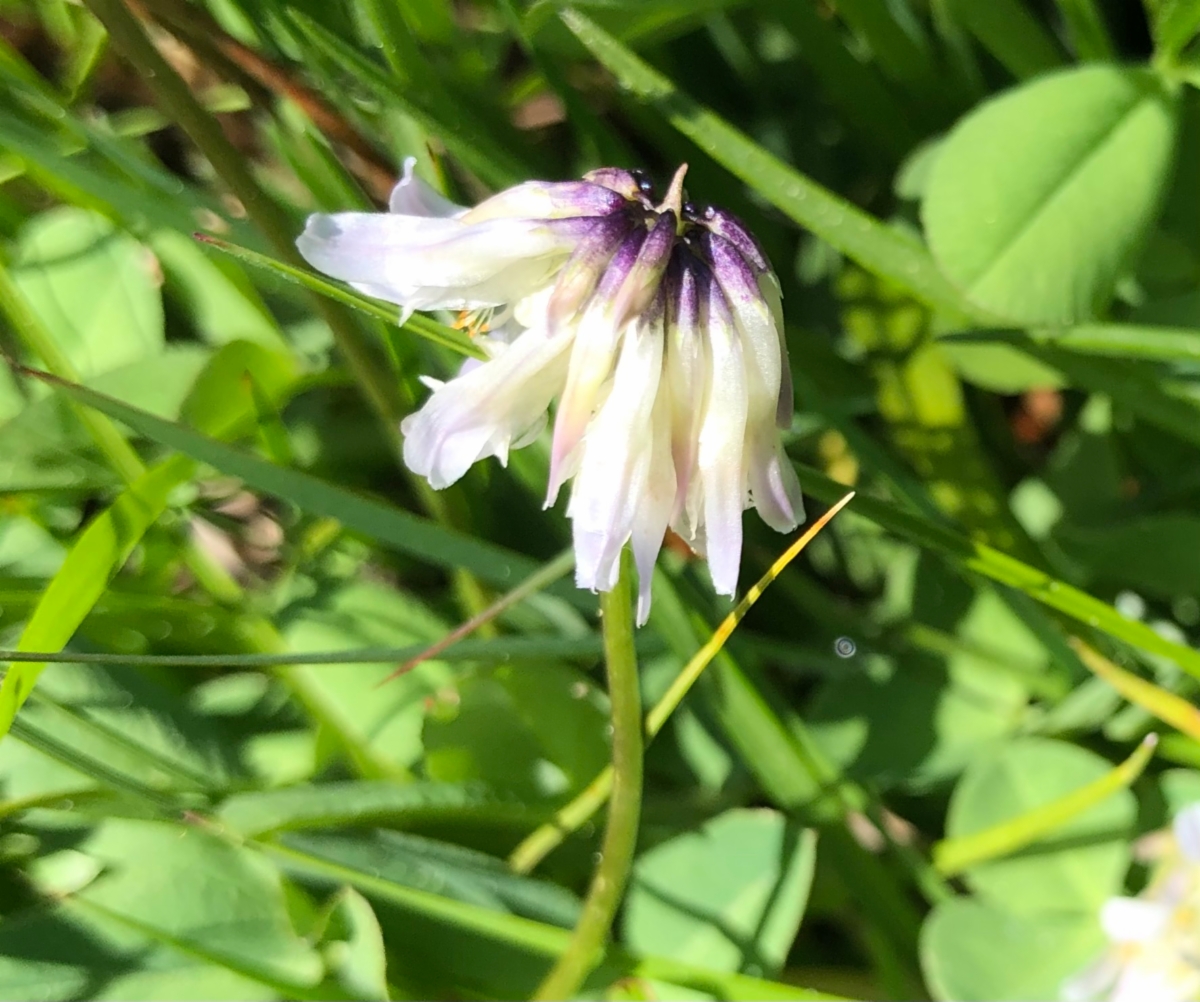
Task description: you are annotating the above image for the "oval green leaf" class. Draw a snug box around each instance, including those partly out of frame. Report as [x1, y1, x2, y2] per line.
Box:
[923, 65, 1179, 324]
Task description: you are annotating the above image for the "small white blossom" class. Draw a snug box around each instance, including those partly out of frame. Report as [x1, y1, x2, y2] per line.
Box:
[1063, 804, 1200, 1002]
[297, 161, 803, 622]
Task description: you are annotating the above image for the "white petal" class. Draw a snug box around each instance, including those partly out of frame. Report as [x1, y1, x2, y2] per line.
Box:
[696, 283, 748, 597]
[401, 327, 570, 488]
[1100, 897, 1172, 943]
[1174, 804, 1200, 862]
[632, 384, 676, 625]
[569, 312, 664, 595]
[297, 212, 578, 310]
[389, 157, 466, 218]
[665, 262, 709, 524]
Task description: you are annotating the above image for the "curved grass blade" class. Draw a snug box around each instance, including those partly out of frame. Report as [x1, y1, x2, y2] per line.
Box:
[1071, 638, 1200, 741]
[933, 733, 1158, 876]
[559, 8, 980, 321]
[260, 837, 845, 1000]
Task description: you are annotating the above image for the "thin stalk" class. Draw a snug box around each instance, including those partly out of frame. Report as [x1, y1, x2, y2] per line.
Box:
[509, 493, 856, 875]
[532, 553, 642, 1001]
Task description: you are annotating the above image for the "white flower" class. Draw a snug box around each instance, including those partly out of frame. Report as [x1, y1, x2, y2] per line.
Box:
[297, 160, 803, 623]
[1063, 804, 1200, 1002]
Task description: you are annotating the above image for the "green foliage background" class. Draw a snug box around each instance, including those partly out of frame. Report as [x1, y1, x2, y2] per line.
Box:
[1, 0, 1200, 998]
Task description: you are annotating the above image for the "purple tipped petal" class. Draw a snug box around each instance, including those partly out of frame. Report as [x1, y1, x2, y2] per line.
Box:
[702, 206, 770, 273]
[546, 227, 649, 504]
[464, 181, 626, 223]
[610, 211, 677, 328]
[546, 212, 633, 330]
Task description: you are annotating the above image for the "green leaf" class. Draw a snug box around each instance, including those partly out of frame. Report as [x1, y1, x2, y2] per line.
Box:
[920, 897, 1103, 1002]
[424, 662, 609, 802]
[150, 230, 288, 350]
[12, 206, 162, 377]
[623, 809, 816, 978]
[922, 65, 1180, 324]
[318, 886, 391, 1001]
[40, 818, 326, 996]
[942, 737, 1137, 913]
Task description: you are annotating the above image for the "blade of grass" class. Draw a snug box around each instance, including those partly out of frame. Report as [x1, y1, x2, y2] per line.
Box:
[943, 0, 1066, 78]
[22, 365, 582, 601]
[1071, 638, 1200, 741]
[1053, 0, 1116, 59]
[0, 457, 193, 741]
[933, 733, 1158, 876]
[259, 838, 844, 1000]
[796, 464, 1200, 684]
[0, 635, 661, 668]
[559, 8, 983, 321]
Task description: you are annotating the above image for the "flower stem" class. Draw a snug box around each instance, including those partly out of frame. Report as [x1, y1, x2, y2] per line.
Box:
[532, 553, 642, 1001]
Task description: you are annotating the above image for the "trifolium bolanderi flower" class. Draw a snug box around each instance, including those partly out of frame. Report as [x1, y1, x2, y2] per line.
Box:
[297, 162, 803, 623]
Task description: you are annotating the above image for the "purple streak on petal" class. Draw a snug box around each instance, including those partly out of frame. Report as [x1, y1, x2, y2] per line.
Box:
[546, 227, 649, 505]
[664, 255, 707, 524]
[465, 181, 626, 223]
[546, 212, 633, 331]
[611, 211, 677, 328]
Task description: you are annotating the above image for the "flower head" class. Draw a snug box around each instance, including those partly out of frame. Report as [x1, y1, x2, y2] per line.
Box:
[297, 160, 803, 622]
[1063, 804, 1200, 1002]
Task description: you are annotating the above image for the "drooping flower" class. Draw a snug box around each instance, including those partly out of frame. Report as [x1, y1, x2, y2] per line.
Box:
[1063, 803, 1200, 1002]
[297, 160, 803, 623]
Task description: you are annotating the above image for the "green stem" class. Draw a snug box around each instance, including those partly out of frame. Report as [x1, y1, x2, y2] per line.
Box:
[532, 554, 642, 1001]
